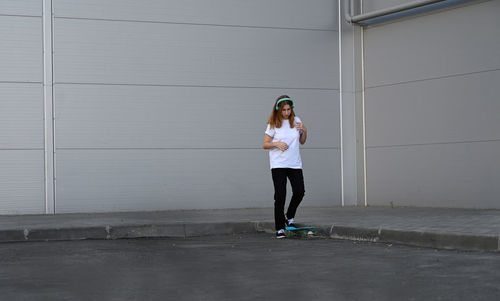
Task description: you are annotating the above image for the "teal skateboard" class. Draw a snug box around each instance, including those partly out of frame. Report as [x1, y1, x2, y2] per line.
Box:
[286, 226, 317, 238]
[286, 226, 314, 231]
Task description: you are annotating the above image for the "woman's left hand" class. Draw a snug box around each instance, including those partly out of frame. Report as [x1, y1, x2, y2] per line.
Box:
[295, 122, 306, 133]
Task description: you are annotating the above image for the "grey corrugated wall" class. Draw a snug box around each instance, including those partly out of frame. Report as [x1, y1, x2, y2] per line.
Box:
[6, 0, 496, 214]
[0, 0, 45, 214]
[363, 0, 500, 208]
[51, 0, 341, 212]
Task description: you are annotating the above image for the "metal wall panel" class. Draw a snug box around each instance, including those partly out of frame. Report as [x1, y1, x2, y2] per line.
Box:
[366, 141, 500, 209]
[0, 150, 45, 214]
[0, 2, 45, 215]
[0, 83, 44, 149]
[56, 149, 340, 213]
[53, 18, 338, 89]
[55, 85, 339, 149]
[366, 70, 500, 147]
[301, 149, 342, 207]
[0, 0, 42, 16]
[364, 1, 500, 208]
[52, 0, 341, 213]
[364, 0, 500, 88]
[0, 15, 42, 83]
[53, 0, 337, 30]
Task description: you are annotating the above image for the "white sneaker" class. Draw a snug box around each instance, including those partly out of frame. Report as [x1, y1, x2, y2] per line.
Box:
[276, 229, 286, 239]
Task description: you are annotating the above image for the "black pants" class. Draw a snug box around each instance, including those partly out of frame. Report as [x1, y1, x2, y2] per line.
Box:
[271, 168, 305, 231]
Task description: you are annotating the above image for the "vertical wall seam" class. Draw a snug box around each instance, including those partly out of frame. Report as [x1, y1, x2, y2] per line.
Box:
[51, 0, 57, 213]
[361, 26, 368, 207]
[338, 0, 345, 207]
[43, 0, 55, 214]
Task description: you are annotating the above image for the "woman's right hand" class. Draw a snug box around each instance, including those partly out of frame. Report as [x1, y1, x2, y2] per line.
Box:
[275, 142, 288, 151]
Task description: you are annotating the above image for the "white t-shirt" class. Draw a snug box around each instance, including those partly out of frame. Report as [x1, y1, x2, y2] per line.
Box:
[265, 116, 303, 169]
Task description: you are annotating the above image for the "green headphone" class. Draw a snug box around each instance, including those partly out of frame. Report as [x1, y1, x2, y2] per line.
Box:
[275, 97, 295, 111]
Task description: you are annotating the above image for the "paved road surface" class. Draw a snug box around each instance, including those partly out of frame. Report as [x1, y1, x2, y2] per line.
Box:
[1, 234, 498, 300]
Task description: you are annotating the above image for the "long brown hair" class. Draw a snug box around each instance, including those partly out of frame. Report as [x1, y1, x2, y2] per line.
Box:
[268, 95, 295, 129]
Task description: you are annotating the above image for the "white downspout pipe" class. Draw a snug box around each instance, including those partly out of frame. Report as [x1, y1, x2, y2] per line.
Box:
[347, 0, 447, 23]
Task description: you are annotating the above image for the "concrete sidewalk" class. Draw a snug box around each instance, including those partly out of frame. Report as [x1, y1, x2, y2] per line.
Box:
[0, 207, 499, 252]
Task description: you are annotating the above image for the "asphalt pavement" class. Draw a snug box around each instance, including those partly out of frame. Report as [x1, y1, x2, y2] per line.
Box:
[1, 233, 499, 301]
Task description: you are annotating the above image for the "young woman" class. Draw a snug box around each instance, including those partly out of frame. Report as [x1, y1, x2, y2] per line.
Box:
[262, 95, 307, 238]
